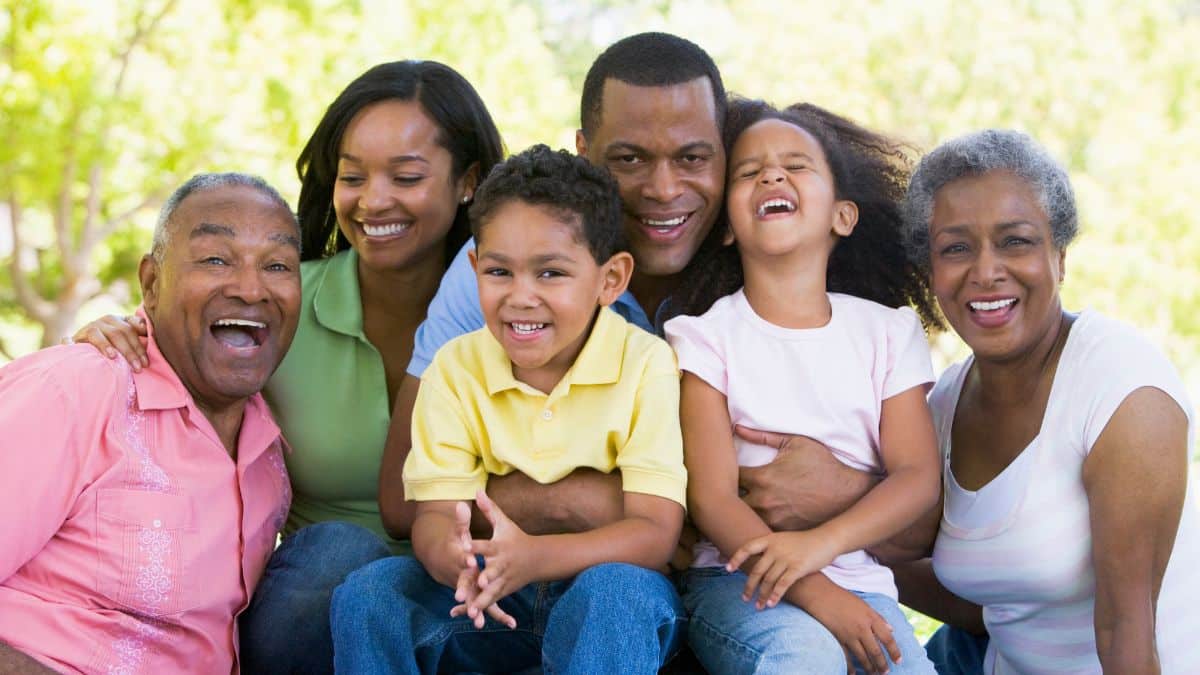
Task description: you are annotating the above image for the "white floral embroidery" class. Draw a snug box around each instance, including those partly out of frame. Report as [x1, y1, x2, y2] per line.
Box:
[107, 362, 176, 670]
[133, 528, 173, 609]
[105, 620, 167, 675]
[121, 363, 170, 493]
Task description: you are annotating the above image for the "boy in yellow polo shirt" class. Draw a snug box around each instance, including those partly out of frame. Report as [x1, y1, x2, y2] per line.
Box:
[330, 145, 687, 674]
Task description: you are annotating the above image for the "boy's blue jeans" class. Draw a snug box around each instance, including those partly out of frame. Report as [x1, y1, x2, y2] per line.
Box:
[330, 556, 686, 674]
[681, 567, 936, 675]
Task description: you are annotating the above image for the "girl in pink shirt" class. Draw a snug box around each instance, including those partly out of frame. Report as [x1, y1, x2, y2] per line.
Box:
[664, 100, 942, 674]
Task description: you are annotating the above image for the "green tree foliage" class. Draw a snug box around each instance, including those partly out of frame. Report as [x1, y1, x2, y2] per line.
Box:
[3, 0, 1198, 415]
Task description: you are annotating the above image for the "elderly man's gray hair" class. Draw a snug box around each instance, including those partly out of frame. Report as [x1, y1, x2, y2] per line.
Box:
[151, 173, 297, 262]
[902, 129, 1078, 272]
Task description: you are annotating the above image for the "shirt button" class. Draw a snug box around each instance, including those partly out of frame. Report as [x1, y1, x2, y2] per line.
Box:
[152, 519, 162, 528]
[541, 409, 553, 421]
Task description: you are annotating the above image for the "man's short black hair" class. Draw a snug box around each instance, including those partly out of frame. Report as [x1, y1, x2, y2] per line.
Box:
[469, 144, 627, 263]
[580, 32, 726, 140]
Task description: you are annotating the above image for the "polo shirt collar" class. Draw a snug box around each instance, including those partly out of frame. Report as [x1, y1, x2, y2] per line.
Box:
[312, 249, 366, 339]
[481, 307, 625, 396]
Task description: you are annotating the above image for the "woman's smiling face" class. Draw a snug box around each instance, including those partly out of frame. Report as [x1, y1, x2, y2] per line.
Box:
[333, 99, 471, 274]
[929, 169, 1066, 363]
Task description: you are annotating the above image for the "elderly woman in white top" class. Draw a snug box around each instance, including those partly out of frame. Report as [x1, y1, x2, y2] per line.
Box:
[894, 130, 1199, 674]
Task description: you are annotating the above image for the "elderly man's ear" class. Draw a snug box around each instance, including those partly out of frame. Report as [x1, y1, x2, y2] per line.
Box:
[139, 254, 161, 313]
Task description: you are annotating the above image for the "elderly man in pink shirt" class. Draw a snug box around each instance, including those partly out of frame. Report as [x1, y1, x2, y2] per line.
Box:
[0, 173, 301, 674]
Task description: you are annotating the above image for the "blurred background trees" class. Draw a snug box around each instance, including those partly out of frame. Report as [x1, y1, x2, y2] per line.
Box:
[3, 0, 1198, 404]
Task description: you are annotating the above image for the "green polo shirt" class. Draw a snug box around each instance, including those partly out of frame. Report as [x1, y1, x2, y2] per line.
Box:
[265, 249, 409, 554]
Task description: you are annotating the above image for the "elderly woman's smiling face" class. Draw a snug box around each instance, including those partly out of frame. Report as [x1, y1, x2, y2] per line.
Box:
[929, 169, 1066, 363]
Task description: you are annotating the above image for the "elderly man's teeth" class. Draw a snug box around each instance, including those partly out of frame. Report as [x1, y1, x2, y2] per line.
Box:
[757, 198, 797, 217]
[512, 322, 546, 335]
[214, 318, 267, 328]
[362, 222, 411, 237]
[969, 298, 1017, 312]
[643, 215, 687, 228]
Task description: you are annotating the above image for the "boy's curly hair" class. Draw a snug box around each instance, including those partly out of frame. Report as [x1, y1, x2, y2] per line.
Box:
[469, 144, 627, 263]
[670, 98, 941, 330]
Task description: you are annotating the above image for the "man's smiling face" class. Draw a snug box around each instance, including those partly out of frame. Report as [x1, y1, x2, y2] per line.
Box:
[578, 77, 725, 279]
[140, 184, 301, 414]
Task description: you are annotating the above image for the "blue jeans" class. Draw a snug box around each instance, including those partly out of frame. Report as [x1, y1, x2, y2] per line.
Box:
[682, 567, 935, 675]
[238, 522, 391, 674]
[924, 625, 988, 675]
[330, 556, 686, 674]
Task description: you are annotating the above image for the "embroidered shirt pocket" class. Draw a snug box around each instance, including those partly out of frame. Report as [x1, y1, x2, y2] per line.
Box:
[95, 488, 197, 618]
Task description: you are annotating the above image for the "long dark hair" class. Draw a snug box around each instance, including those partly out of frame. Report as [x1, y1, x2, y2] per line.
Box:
[295, 60, 505, 263]
[671, 98, 941, 330]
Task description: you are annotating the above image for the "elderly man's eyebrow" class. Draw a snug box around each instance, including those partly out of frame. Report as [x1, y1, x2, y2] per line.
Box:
[190, 222, 236, 239]
[270, 232, 302, 252]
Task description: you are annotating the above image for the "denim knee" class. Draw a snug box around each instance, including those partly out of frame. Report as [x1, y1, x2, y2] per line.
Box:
[239, 522, 391, 675]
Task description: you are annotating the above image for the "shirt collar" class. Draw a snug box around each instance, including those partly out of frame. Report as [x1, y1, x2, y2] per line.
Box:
[312, 249, 366, 339]
[133, 306, 283, 454]
[481, 307, 626, 396]
[132, 306, 192, 411]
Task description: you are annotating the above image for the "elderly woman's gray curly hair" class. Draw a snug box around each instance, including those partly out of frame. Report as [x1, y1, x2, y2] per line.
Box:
[902, 129, 1078, 272]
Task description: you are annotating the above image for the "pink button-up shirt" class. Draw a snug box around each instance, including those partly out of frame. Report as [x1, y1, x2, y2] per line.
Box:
[0, 323, 290, 674]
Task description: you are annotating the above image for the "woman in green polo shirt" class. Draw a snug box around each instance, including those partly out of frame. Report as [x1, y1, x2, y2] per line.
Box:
[73, 60, 504, 674]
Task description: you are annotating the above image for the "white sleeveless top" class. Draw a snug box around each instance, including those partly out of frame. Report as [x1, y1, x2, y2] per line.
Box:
[930, 311, 1200, 673]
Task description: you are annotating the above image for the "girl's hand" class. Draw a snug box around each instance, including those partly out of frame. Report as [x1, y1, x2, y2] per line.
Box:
[803, 582, 903, 675]
[726, 530, 840, 609]
[465, 490, 538, 622]
[71, 314, 149, 370]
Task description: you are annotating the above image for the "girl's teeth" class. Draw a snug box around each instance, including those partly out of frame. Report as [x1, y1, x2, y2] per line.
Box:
[512, 322, 546, 334]
[757, 198, 797, 216]
[362, 222, 411, 237]
[969, 298, 1017, 311]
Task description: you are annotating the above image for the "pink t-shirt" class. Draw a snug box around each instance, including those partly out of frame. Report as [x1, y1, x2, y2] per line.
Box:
[0, 319, 291, 674]
[664, 290, 933, 599]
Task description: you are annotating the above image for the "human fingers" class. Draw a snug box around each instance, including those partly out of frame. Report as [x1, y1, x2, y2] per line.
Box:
[454, 566, 478, 603]
[106, 314, 150, 367]
[765, 565, 806, 609]
[733, 424, 792, 451]
[855, 623, 892, 675]
[475, 489, 507, 529]
[740, 547, 774, 603]
[872, 617, 901, 667]
[70, 315, 137, 366]
[725, 536, 767, 573]
[484, 603, 517, 629]
[842, 645, 854, 675]
[756, 558, 792, 609]
[469, 576, 509, 615]
[454, 502, 472, 548]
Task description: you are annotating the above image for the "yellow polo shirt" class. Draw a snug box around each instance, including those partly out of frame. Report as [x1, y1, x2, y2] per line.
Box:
[404, 307, 686, 507]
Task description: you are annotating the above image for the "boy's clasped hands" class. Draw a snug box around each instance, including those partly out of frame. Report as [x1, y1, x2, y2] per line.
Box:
[446, 490, 533, 630]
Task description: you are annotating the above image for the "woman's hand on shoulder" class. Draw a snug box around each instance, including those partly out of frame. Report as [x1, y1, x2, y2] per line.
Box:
[71, 314, 149, 370]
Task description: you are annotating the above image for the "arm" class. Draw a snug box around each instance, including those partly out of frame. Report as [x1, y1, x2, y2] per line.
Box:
[465, 489, 683, 610]
[735, 425, 941, 563]
[410, 500, 474, 587]
[736, 426, 878, 531]
[378, 375, 420, 540]
[890, 558, 985, 635]
[729, 386, 941, 605]
[682, 373, 901, 673]
[482, 469, 623, 536]
[0, 642, 59, 675]
[1084, 387, 1188, 674]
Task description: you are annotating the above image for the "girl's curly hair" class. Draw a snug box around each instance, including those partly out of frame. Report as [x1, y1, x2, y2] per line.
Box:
[669, 98, 941, 331]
